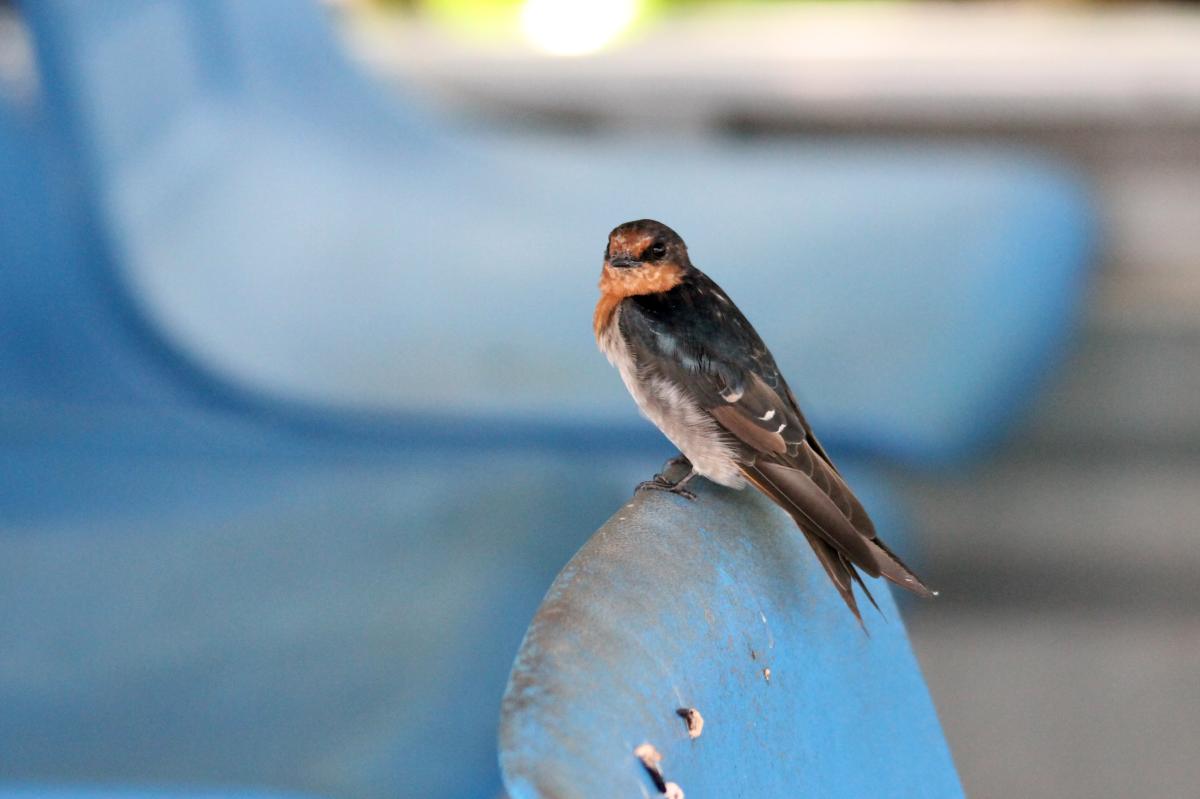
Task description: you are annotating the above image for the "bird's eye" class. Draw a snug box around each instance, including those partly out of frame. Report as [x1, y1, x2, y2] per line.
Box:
[648, 242, 667, 259]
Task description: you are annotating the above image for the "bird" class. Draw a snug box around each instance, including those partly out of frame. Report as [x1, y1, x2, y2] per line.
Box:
[594, 219, 933, 621]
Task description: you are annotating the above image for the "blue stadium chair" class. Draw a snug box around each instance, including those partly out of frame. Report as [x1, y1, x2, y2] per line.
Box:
[500, 465, 963, 798]
[4, 1, 1092, 798]
[19, 0, 1093, 464]
[0, 87, 630, 799]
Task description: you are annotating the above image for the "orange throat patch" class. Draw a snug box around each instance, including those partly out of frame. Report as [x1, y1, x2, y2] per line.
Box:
[593, 262, 684, 340]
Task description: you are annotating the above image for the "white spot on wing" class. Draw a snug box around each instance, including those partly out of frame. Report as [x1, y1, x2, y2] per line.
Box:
[774, 422, 787, 433]
[720, 386, 743, 403]
[759, 409, 775, 421]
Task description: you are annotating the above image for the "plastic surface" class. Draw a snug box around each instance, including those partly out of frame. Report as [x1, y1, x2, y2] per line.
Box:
[19, 0, 1095, 465]
[1, 88, 637, 799]
[500, 463, 962, 799]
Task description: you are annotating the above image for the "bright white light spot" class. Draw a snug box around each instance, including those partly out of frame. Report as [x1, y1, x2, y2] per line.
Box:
[520, 0, 639, 57]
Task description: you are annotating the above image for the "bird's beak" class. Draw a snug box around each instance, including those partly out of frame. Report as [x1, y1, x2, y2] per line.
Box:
[609, 257, 638, 269]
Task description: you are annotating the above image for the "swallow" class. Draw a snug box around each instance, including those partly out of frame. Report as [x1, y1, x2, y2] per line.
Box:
[594, 219, 933, 620]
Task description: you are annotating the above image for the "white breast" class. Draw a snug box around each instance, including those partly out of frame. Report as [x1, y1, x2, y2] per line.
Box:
[599, 306, 746, 489]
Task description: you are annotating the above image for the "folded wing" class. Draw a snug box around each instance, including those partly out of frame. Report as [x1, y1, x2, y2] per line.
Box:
[708, 370, 933, 619]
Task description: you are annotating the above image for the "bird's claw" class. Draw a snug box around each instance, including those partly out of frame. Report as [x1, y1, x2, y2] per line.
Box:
[636, 472, 698, 501]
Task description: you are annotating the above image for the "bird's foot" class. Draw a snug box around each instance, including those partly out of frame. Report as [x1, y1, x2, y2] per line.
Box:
[636, 467, 698, 501]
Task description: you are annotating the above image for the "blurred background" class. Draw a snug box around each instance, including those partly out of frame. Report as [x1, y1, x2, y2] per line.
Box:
[0, 1, 1197, 798]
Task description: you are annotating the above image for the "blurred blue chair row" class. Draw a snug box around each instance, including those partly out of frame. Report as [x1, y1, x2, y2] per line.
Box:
[18, 0, 1092, 462]
[2, 1, 1093, 797]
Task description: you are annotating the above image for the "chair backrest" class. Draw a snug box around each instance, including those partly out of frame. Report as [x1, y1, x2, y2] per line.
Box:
[499, 475, 963, 798]
[21, 1, 232, 183]
[17, 0, 1097, 468]
[0, 85, 149, 405]
[20, 0, 430, 185]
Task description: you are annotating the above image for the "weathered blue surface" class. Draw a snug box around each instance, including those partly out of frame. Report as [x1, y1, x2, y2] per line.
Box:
[500, 464, 962, 798]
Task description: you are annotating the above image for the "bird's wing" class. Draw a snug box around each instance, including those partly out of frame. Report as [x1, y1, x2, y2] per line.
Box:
[624, 286, 931, 604]
[713, 369, 932, 599]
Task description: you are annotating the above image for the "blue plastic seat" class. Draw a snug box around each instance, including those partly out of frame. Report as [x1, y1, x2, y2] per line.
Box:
[20, 0, 1094, 465]
[500, 465, 963, 798]
[1, 85, 631, 799]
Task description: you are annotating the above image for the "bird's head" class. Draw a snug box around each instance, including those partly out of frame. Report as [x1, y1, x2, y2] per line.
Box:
[605, 219, 689, 271]
[594, 220, 690, 337]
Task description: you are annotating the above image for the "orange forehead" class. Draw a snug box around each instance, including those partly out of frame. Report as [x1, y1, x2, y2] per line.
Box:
[608, 231, 655, 255]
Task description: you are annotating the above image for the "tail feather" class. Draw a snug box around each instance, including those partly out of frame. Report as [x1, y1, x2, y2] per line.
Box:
[742, 464, 865, 622]
[741, 461, 933, 619]
[848, 564, 881, 614]
[868, 537, 935, 599]
[752, 460, 881, 576]
[799, 528, 863, 625]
